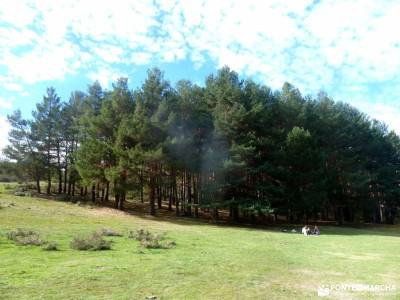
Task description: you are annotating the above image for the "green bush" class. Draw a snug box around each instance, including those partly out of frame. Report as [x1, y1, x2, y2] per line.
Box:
[70, 232, 112, 251]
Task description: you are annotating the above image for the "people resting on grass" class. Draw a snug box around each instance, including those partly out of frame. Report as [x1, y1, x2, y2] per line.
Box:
[301, 225, 310, 236]
[302, 225, 320, 236]
[313, 225, 320, 235]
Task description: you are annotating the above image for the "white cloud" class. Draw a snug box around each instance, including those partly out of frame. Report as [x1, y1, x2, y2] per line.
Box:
[0, 1, 37, 27]
[93, 44, 125, 64]
[0, 0, 400, 131]
[355, 101, 400, 134]
[3, 82, 23, 92]
[0, 116, 11, 153]
[130, 52, 153, 65]
[0, 97, 12, 109]
[87, 66, 127, 89]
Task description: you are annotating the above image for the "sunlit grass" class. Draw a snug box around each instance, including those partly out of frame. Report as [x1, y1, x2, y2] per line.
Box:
[0, 189, 399, 299]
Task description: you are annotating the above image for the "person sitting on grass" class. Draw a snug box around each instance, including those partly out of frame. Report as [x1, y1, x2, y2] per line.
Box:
[313, 225, 320, 235]
[301, 225, 310, 236]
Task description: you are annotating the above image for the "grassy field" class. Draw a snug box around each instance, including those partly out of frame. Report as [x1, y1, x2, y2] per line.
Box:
[0, 184, 399, 299]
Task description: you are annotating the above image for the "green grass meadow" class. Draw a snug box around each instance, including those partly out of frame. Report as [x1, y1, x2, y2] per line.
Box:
[0, 184, 399, 299]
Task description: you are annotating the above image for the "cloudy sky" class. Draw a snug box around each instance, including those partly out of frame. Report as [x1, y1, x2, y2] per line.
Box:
[1, 0, 400, 152]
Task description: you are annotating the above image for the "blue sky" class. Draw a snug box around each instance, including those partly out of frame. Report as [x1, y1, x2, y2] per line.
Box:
[1, 0, 400, 152]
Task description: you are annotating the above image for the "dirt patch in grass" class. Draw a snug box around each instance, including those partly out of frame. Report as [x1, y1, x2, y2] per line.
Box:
[85, 207, 130, 217]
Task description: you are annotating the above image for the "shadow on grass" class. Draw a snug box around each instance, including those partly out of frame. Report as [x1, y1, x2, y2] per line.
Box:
[11, 192, 400, 238]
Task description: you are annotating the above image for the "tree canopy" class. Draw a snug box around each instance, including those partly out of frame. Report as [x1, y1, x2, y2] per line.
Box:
[4, 67, 400, 224]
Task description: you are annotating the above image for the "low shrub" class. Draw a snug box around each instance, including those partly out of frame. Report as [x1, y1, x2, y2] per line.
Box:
[130, 228, 175, 249]
[59, 194, 72, 201]
[128, 228, 153, 241]
[97, 227, 123, 237]
[7, 228, 36, 240]
[6, 228, 45, 246]
[43, 241, 58, 251]
[70, 232, 112, 251]
[15, 235, 45, 246]
[14, 191, 26, 197]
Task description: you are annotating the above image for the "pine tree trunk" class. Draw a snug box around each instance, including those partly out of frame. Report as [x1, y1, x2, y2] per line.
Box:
[168, 185, 172, 211]
[58, 170, 62, 194]
[157, 185, 162, 209]
[213, 207, 219, 222]
[174, 173, 179, 216]
[116, 192, 124, 210]
[63, 163, 68, 193]
[36, 177, 41, 194]
[194, 173, 199, 218]
[115, 193, 120, 209]
[47, 172, 51, 195]
[157, 164, 162, 209]
[96, 183, 100, 199]
[71, 182, 75, 196]
[186, 172, 192, 217]
[140, 169, 144, 203]
[105, 182, 109, 201]
[181, 171, 185, 214]
[57, 142, 62, 194]
[91, 185, 95, 202]
[149, 179, 156, 216]
[230, 203, 239, 223]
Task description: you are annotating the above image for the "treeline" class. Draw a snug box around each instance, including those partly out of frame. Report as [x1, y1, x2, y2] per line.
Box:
[4, 67, 400, 224]
[0, 160, 20, 182]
